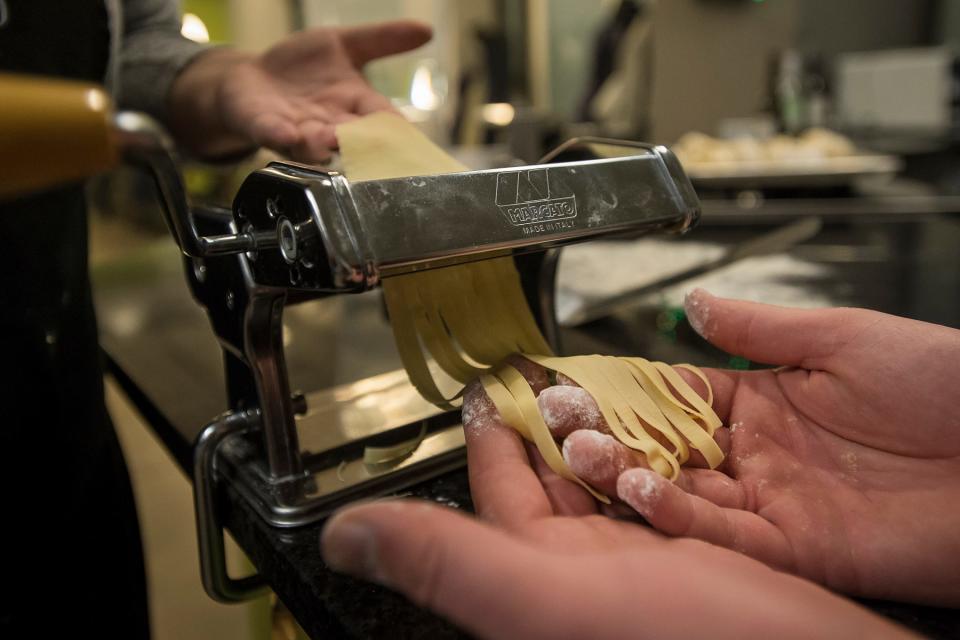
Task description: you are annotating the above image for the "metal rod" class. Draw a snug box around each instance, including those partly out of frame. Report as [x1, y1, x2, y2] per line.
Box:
[244, 291, 305, 485]
[193, 411, 268, 603]
[114, 112, 253, 259]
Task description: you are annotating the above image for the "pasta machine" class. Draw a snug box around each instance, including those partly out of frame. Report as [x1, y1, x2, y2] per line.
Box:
[1, 75, 701, 603]
[172, 133, 700, 602]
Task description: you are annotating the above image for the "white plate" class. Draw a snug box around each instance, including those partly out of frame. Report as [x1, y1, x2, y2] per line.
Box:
[682, 154, 902, 188]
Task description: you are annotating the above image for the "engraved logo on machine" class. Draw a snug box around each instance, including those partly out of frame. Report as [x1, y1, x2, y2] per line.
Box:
[495, 169, 577, 234]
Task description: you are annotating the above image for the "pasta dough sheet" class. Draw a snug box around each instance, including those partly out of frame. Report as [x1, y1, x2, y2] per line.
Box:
[336, 113, 724, 498]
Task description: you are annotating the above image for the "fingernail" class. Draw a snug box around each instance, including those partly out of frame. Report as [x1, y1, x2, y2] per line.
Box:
[684, 288, 713, 339]
[617, 468, 664, 516]
[321, 512, 380, 581]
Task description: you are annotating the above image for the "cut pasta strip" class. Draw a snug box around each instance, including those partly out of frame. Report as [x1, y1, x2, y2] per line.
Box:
[336, 112, 726, 495]
[624, 362, 724, 469]
[487, 366, 608, 503]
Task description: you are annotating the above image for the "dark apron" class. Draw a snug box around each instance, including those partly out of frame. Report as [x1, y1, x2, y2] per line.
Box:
[0, 2, 150, 637]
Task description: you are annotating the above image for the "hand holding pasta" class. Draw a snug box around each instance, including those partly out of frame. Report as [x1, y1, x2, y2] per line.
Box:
[320, 398, 911, 640]
[321, 113, 951, 636]
[544, 290, 960, 606]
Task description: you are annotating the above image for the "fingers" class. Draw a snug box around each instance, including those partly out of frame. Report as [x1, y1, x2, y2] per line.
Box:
[462, 381, 553, 528]
[562, 430, 644, 497]
[617, 468, 793, 570]
[250, 110, 335, 163]
[539, 382, 732, 470]
[675, 365, 739, 428]
[321, 500, 561, 640]
[290, 120, 336, 163]
[537, 385, 607, 439]
[461, 355, 589, 524]
[339, 20, 433, 67]
[688, 427, 731, 469]
[353, 90, 396, 116]
[563, 430, 744, 508]
[247, 112, 301, 150]
[464, 352, 736, 522]
[504, 354, 550, 396]
[525, 442, 598, 517]
[684, 288, 845, 369]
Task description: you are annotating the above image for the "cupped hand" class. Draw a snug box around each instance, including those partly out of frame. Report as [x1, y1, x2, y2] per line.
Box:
[565, 290, 960, 606]
[320, 385, 911, 640]
[171, 21, 431, 161]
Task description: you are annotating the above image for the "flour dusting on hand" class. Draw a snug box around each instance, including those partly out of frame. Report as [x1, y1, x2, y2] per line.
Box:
[617, 469, 662, 514]
[684, 288, 712, 339]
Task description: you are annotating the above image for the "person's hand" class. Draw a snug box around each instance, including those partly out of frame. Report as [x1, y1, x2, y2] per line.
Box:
[320, 389, 911, 640]
[169, 21, 431, 161]
[560, 290, 960, 606]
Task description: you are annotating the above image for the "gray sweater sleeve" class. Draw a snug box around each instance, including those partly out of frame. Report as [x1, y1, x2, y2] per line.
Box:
[116, 0, 210, 123]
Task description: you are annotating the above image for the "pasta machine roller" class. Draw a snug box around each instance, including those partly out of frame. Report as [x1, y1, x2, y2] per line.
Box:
[0, 75, 701, 603]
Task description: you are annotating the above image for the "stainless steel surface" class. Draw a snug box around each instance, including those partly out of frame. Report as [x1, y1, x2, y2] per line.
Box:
[218, 369, 463, 529]
[232, 141, 699, 291]
[295, 369, 445, 454]
[195, 370, 467, 530]
[244, 290, 305, 485]
[123, 128, 700, 289]
[350, 148, 696, 272]
[218, 421, 466, 529]
[193, 411, 268, 603]
[563, 216, 824, 327]
[181, 203, 306, 490]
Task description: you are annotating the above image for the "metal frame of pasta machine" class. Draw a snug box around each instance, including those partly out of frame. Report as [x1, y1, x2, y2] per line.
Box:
[116, 112, 701, 602]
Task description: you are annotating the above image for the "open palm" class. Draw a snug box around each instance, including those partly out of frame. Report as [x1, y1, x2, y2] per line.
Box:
[320, 389, 908, 639]
[215, 21, 431, 162]
[585, 291, 960, 606]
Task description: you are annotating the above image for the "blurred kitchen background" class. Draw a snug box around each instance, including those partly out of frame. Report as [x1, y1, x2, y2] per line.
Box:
[89, 1, 960, 638]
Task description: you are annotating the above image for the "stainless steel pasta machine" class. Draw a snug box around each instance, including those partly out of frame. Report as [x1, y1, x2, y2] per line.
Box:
[166, 134, 701, 603]
[1, 74, 701, 604]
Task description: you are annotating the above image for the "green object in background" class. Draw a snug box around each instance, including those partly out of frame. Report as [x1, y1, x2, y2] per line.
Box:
[183, 165, 219, 199]
[656, 307, 683, 333]
[656, 306, 685, 344]
[181, 0, 231, 43]
[728, 355, 751, 370]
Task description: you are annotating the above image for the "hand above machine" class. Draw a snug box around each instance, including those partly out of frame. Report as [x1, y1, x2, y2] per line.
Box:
[167, 21, 432, 162]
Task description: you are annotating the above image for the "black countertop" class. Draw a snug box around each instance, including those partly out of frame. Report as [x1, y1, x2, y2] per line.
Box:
[93, 213, 960, 639]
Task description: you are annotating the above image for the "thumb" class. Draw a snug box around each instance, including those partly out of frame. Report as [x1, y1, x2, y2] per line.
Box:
[339, 20, 433, 67]
[683, 288, 852, 369]
[321, 500, 557, 638]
